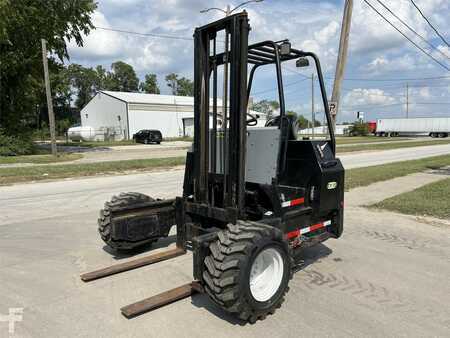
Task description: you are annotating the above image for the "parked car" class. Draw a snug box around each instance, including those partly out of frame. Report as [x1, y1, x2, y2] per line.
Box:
[133, 129, 162, 144]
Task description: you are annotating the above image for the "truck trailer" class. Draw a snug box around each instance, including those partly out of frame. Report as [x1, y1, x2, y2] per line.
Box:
[375, 117, 450, 138]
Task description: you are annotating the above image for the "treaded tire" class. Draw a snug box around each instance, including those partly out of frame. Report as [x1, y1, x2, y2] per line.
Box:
[203, 220, 292, 323]
[98, 192, 154, 250]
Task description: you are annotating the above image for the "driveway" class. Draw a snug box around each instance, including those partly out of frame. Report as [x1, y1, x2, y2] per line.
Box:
[0, 169, 449, 337]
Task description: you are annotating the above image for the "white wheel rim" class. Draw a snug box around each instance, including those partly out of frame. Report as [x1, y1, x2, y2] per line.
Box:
[249, 247, 284, 302]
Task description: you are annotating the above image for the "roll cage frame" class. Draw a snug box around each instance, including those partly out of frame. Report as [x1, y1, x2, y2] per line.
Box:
[192, 11, 335, 219]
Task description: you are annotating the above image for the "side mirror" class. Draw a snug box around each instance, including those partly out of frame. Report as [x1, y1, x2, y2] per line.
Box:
[280, 41, 291, 55]
[296, 57, 309, 68]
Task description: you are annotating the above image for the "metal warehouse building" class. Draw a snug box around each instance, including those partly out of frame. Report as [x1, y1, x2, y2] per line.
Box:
[80, 91, 205, 140]
[80, 91, 267, 141]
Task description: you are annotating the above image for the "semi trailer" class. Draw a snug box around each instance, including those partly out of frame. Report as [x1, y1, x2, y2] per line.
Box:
[375, 117, 450, 137]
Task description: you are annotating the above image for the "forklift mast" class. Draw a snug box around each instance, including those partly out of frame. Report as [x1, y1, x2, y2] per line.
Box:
[193, 13, 249, 215]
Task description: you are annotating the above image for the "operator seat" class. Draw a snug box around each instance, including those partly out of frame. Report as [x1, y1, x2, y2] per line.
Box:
[265, 115, 299, 140]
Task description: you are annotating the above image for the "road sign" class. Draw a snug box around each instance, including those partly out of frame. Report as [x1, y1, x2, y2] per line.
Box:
[329, 101, 337, 116]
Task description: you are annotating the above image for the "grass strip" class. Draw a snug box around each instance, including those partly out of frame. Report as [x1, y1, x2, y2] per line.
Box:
[345, 154, 450, 190]
[371, 177, 450, 220]
[338, 139, 450, 153]
[335, 136, 411, 145]
[0, 153, 82, 165]
[0, 157, 186, 185]
[2, 153, 450, 189]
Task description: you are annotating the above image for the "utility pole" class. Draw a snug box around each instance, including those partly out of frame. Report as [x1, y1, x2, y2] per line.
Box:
[41, 39, 57, 156]
[311, 73, 315, 138]
[330, 0, 353, 130]
[406, 83, 409, 118]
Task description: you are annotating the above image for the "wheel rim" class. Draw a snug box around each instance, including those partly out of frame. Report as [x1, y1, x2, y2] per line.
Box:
[249, 247, 284, 302]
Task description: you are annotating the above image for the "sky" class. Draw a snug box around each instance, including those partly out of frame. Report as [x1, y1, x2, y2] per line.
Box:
[67, 0, 450, 123]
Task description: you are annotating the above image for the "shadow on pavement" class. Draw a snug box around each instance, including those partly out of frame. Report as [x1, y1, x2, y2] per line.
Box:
[102, 234, 177, 260]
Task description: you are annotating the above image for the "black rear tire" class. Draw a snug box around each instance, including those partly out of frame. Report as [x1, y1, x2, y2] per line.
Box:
[203, 221, 292, 323]
[98, 192, 154, 250]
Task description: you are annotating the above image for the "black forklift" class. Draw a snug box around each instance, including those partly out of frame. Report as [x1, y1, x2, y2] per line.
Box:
[82, 12, 344, 323]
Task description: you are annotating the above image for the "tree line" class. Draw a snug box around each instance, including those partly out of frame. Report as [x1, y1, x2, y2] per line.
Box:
[250, 99, 321, 129]
[0, 0, 194, 144]
[59, 61, 193, 111]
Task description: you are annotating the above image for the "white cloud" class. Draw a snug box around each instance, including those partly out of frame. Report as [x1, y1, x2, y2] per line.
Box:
[64, 0, 450, 113]
[68, 11, 124, 60]
[366, 54, 416, 73]
[343, 88, 398, 107]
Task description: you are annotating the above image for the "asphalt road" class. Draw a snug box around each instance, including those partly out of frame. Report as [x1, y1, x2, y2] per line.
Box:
[0, 168, 449, 337]
[77, 141, 450, 169]
[1, 146, 450, 337]
[340, 143, 450, 169]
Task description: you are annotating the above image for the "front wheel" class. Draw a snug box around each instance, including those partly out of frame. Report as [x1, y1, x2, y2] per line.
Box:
[203, 221, 292, 323]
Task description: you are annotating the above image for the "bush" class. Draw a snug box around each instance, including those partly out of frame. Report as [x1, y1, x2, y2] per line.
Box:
[0, 130, 36, 156]
[348, 121, 370, 136]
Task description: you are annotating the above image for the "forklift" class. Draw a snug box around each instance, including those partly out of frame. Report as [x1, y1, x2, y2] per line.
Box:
[82, 12, 344, 323]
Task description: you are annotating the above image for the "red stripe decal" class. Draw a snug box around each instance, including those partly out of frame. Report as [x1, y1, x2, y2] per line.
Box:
[286, 229, 300, 239]
[309, 223, 324, 232]
[290, 197, 305, 206]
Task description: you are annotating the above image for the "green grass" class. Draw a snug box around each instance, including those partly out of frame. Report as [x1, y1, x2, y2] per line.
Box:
[0, 157, 186, 185]
[59, 137, 192, 148]
[345, 154, 450, 190]
[338, 139, 450, 153]
[0, 153, 83, 165]
[58, 140, 136, 147]
[371, 177, 450, 220]
[335, 136, 410, 145]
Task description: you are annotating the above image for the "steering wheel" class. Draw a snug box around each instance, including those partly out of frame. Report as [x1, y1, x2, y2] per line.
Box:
[246, 112, 258, 126]
[221, 113, 258, 126]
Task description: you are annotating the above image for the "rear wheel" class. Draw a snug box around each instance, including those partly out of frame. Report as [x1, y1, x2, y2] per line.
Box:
[203, 221, 292, 323]
[98, 192, 154, 250]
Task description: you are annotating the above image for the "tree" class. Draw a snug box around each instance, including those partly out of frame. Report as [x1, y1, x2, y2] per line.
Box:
[165, 73, 194, 96]
[67, 64, 99, 110]
[297, 115, 311, 129]
[107, 61, 139, 92]
[139, 73, 160, 94]
[0, 0, 96, 135]
[250, 100, 279, 119]
[348, 121, 369, 136]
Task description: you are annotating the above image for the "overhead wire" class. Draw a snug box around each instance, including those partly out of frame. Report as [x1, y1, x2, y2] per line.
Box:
[374, 0, 450, 61]
[362, 0, 450, 71]
[409, 0, 450, 48]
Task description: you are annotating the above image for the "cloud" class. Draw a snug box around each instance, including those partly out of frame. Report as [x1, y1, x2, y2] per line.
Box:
[67, 11, 125, 61]
[342, 88, 398, 108]
[65, 0, 450, 114]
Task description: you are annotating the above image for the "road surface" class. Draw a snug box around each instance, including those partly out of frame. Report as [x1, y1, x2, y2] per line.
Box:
[0, 168, 449, 337]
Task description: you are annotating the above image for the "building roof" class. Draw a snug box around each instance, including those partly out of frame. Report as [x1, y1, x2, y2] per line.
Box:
[101, 91, 196, 107]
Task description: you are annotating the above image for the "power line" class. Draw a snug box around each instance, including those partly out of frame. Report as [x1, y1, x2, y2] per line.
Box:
[252, 78, 308, 95]
[374, 0, 450, 61]
[341, 102, 404, 109]
[324, 74, 450, 82]
[362, 0, 450, 71]
[95, 26, 193, 41]
[409, 0, 450, 48]
[96, 24, 450, 82]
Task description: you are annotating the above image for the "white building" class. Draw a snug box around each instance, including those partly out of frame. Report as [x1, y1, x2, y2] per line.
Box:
[299, 124, 352, 136]
[80, 91, 267, 141]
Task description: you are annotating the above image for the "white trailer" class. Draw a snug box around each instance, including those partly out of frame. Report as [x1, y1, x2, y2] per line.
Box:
[375, 117, 450, 138]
